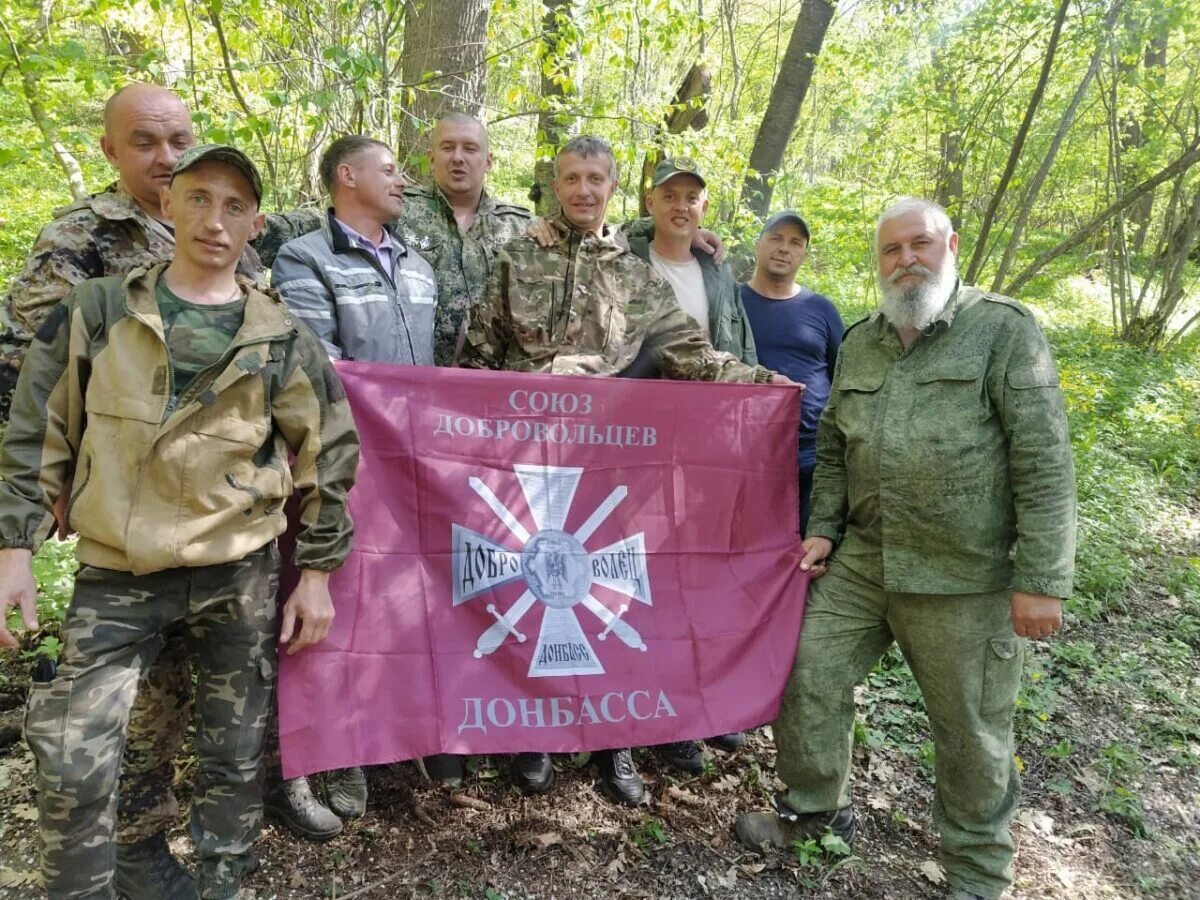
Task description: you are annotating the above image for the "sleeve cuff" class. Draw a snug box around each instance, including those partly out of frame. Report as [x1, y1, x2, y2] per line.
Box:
[806, 523, 842, 547]
[1011, 574, 1073, 599]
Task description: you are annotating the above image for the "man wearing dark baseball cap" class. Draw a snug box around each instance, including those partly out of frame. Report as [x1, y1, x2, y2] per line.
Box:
[0, 141, 359, 899]
[741, 209, 844, 538]
[625, 156, 762, 772]
[626, 157, 758, 371]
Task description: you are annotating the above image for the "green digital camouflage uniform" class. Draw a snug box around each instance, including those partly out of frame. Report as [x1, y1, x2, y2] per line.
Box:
[1, 263, 358, 898]
[774, 283, 1076, 899]
[461, 216, 773, 382]
[0, 185, 321, 849]
[397, 185, 531, 366]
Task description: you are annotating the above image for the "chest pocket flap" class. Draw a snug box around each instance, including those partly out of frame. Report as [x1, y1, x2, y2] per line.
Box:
[839, 371, 885, 392]
[916, 359, 983, 384]
[1007, 363, 1059, 389]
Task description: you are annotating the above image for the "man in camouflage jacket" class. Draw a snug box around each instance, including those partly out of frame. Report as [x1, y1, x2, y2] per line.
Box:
[0, 85, 322, 898]
[463, 135, 791, 807]
[736, 198, 1076, 900]
[0, 83, 320, 414]
[0, 146, 358, 900]
[397, 113, 531, 367]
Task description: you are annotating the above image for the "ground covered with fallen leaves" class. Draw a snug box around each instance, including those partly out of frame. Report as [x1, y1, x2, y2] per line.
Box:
[1, 521, 1197, 900]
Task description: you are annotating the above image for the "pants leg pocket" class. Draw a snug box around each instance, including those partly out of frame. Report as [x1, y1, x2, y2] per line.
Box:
[980, 637, 1024, 717]
[24, 678, 73, 791]
[233, 650, 277, 762]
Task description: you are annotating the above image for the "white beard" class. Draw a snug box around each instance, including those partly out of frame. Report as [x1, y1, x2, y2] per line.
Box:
[879, 256, 958, 331]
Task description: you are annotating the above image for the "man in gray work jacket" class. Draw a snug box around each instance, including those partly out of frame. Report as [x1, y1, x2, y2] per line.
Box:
[273, 135, 436, 365]
[270, 135, 436, 838]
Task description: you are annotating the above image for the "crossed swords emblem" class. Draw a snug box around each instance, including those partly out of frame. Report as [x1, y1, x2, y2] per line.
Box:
[451, 464, 653, 677]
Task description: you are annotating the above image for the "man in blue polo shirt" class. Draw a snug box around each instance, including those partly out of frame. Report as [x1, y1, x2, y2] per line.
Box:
[741, 212, 844, 536]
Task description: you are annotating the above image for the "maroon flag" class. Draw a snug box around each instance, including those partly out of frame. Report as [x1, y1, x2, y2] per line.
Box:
[278, 363, 808, 778]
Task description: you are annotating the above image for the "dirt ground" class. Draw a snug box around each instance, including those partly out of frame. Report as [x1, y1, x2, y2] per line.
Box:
[1, 577, 1197, 900]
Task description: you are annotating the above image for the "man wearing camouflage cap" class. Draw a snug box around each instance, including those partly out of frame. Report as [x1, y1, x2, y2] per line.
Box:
[462, 135, 795, 806]
[0, 144, 359, 900]
[0, 85, 322, 898]
[628, 156, 758, 773]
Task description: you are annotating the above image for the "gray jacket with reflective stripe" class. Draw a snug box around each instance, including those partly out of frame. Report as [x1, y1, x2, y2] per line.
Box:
[271, 210, 436, 365]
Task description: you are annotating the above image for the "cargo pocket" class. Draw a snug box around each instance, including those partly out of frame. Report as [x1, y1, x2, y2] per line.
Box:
[980, 637, 1023, 717]
[234, 650, 278, 761]
[24, 678, 73, 791]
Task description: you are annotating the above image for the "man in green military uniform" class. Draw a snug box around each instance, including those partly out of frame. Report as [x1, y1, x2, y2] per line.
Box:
[398, 113, 531, 367]
[0, 83, 320, 416]
[736, 197, 1076, 900]
[0, 145, 358, 900]
[462, 135, 793, 806]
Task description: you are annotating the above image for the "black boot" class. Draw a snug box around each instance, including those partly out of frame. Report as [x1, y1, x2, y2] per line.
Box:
[706, 731, 745, 751]
[422, 753, 466, 788]
[115, 833, 197, 900]
[325, 766, 368, 819]
[659, 740, 705, 774]
[265, 775, 343, 840]
[597, 748, 644, 805]
[511, 752, 555, 794]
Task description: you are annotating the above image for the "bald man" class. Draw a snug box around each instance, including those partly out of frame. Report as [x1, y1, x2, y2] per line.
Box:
[0, 83, 319, 417]
[398, 113, 531, 368]
[0, 85, 318, 900]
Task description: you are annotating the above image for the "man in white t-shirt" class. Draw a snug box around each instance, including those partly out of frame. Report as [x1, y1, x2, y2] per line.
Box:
[625, 157, 757, 371]
[626, 157, 758, 768]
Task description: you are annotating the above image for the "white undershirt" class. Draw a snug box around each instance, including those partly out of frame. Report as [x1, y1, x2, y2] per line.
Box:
[649, 248, 709, 336]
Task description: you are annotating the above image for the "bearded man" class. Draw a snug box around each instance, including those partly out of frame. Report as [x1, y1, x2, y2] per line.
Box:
[735, 197, 1077, 900]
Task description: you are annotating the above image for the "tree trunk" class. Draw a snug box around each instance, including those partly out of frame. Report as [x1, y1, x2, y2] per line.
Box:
[932, 49, 963, 230]
[0, 21, 87, 201]
[1007, 140, 1200, 295]
[740, 0, 834, 219]
[397, 0, 490, 159]
[531, 0, 580, 217]
[1130, 28, 1169, 252]
[993, 0, 1122, 293]
[964, 0, 1072, 284]
[638, 63, 712, 216]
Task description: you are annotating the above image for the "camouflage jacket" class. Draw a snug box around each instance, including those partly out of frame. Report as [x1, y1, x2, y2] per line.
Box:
[2, 183, 321, 348]
[461, 217, 771, 382]
[809, 283, 1077, 598]
[397, 185, 531, 366]
[0, 263, 359, 575]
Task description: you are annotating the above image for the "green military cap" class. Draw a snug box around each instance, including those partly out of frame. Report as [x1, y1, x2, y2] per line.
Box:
[762, 209, 811, 243]
[171, 144, 263, 204]
[651, 156, 707, 189]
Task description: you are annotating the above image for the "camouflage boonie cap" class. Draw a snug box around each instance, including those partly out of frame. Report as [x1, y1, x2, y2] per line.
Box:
[172, 144, 263, 204]
[762, 209, 811, 243]
[651, 157, 707, 189]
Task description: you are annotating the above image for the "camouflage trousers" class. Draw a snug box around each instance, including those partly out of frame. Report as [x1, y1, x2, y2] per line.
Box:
[24, 545, 280, 900]
[773, 560, 1023, 900]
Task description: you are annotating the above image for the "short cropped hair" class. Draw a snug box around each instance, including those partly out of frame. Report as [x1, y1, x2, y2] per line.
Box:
[320, 135, 391, 195]
[875, 197, 954, 248]
[553, 136, 618, 181]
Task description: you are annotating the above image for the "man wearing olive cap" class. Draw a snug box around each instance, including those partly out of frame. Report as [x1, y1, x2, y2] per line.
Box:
[0, 144, 359, 900]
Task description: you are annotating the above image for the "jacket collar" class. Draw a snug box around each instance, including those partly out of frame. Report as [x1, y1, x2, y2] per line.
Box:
[325, 207, 408, 257]
[549, 214, 628, 257]
[123, 262, 297, 345]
